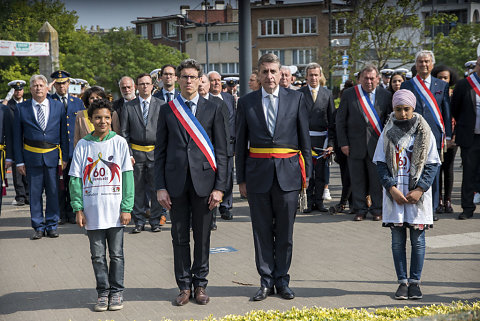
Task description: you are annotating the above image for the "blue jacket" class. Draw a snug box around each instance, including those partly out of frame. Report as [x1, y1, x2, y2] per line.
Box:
[51, 93, 85, 159]
[13, 98, 68, 168]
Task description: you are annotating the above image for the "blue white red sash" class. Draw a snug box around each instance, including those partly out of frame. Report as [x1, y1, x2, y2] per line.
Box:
[412, 75, 445, 135]
[466, 72, 480, 98]
[168, 96, 217, 172]
[354, 84, 382, 136]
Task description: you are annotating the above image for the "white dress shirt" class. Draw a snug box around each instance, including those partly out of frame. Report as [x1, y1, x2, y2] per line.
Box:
[139, 95, 152, 114]
[32, 98, 50, 128]
[181, 93, 200, 116]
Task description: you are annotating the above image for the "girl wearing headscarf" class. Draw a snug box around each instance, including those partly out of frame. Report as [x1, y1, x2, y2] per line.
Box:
[373, 89, 441, 300]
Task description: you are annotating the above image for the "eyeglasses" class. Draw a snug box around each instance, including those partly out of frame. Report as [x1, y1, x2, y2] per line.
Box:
[137, 83, 152, 87]
[180, 75, 198, 80]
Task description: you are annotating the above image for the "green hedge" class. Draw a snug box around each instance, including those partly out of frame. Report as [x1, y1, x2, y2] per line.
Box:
[198, 301, 479, 321]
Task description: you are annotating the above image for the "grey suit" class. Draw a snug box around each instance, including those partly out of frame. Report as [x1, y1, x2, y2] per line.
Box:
[121, 96, 165, 227]
[336, 86, 392, 216]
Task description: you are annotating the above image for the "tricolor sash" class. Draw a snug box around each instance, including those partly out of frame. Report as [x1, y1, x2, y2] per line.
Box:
[354, 85, 382, 136]
[466, 72, 480, 98]
[412, 75, 445, 135]
[168, 96, 217, 172]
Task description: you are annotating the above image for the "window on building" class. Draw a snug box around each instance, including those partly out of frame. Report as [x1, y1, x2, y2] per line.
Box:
[260, 49, 285, 65]
[293, 49, 315, 65]
[260, 19, 284, 36]
[331, 18, 348, 35]
[292, 17, 316, 34]
[220, 63, 239, 74]
[186, 33, 192, 40]
[153, 23, 162, 38]
[139, 24, 148, 39]
[167, 21, 177, 37]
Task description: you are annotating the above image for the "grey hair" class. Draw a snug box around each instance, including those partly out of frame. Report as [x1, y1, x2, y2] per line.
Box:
[118, 76, 134, 87]
[359, 64, 379, 77]
[415, 50, 435, 64]
[207, 70, 221, 79]
[30, 74, 48, 87]
[280, 66, 291, 74]
[258, 53, 281, 70]
[305, 62, 323, 75]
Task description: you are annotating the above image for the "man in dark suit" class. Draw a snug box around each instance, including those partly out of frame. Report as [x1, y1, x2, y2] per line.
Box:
[401, 50, 452, 221]
[121, 73, 166, 233]
[208, 71, 236, 220]
[336, 65, 392, 221]
[5, 80, 29, 206]
[236, 53, 312, 301]
[153, 64, 180, 102]
[155, 59, 227, 306]
[50, 70, 85, 224]
[298, 63, 335, 213]
[451, 55, 480, 220]
[113, 76, 136, 123]
[13, 74, 68, 239]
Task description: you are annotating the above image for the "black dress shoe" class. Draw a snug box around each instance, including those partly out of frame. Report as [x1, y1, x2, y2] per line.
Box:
[31, 230, 44, 240]
[131, 225, 144, 234]
[435, 204, 444, 214]
[16, 199, 25, 206]
[433, 215, 439, 221]
[151, 225, 161, 232]
[303, 206, 313, 214]
[317, 204, 328, 212]
[220, 208, 233, 220]
[276, 286, 295, 300]
[252, 286, 274, 301]
[458, 212, 473, 220]
[46, 229, 59, 238]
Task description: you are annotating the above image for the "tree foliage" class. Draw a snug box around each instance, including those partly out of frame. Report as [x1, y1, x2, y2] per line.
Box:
[0, 0, 187, 97]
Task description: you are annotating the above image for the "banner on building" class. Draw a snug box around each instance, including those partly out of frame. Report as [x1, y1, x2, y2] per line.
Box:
[0, 40, 49, 56]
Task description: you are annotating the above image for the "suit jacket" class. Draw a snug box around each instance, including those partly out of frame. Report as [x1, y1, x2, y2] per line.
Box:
[13, 98, 68, 168]
[153, 88, 180, 102]
[336, 86, 392, 159]
[451, 74, 479, 148]
[235, 87, 312, 193]
[401, 76, 452, 149]
[219, 92, 236, 156]
[5, 99, 20, 160]
[155, 95, 227, 198]
[208, 95, 232, 156]
[113, 98, 126, 123]
[51, 93, 85, 159]
[121, 96, 164, 163]
[298, 85, 335, 147]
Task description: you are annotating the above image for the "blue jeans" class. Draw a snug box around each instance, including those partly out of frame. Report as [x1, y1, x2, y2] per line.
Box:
[87, 227, 125, 296]
[391, 226, 426, 284]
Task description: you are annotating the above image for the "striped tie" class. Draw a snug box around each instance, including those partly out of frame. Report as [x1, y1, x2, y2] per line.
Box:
[266, 94, 276, 136]
[37, 104, 46, 130]
[142, 100, 149, 125]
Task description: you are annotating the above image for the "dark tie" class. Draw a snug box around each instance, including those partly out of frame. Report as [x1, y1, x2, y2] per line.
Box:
[142, 100, 149, 125]
[185, 100, 193, 111]
[36, 104, 46, 130]
[62, 97, 67, 109]
[166, 93, 172, 102]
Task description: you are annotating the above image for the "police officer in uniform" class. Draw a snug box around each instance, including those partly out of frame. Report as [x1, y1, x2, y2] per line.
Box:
[51, 70, 85, 224]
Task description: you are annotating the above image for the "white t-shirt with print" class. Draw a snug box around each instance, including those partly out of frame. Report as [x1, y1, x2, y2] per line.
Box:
[69, 134, 133, 230]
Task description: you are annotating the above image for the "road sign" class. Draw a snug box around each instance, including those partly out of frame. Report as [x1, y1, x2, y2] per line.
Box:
[342, 74, 349, 84]
[342, 55, 349, 68]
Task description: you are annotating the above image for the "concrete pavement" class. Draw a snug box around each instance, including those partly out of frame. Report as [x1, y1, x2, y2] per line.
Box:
[0, 161, 479, 321]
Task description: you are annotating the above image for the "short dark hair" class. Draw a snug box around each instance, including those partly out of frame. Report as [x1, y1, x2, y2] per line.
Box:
[257, 53, 281, 70]
[82, 86, 107, 107]
[432, 65, 458, 87]
[87, 99, 114, 119]
[135, 73, 152, 85]
[160, 64, 176, 76]
[176, 59, 203, 77]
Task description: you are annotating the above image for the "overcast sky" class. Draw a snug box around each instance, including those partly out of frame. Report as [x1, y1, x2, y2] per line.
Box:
[63, 0, 311, 29]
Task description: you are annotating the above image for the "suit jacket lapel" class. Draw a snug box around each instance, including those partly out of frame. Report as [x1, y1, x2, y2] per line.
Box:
[470, 85, 477, 113]
[133, 98, 145, 127]
[304, 87, 314, 110]
[253, 90, 270, 135]
[274, 88, 288, 136]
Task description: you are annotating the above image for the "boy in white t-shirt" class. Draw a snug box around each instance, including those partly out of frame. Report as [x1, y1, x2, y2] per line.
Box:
[69, 99, 134, 312]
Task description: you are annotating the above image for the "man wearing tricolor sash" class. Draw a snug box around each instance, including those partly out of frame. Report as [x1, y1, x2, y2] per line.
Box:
[451, 55, 480, 220]
[336, 65, 392, 221]
[401, 50, 452, 221]
[155, 59, 227, 306]
[236, 53, 312, 301]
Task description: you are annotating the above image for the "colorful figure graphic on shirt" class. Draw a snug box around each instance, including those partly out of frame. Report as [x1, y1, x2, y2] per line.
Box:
[83, 153, 120, 184]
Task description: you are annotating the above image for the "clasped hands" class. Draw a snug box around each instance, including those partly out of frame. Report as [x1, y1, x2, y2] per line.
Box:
[389, 186, 424, 205]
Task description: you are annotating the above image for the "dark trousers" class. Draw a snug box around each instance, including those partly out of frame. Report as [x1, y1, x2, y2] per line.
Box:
[219, 156, 233, 211]
[248, 174, 298, 289]
[306, 156, 327, 206]
[132, 160, 165, 227]
[439, 146, 457, 201]
[11, 162, 29, 202]
[59, 161, 74, 221]
[348, 156, 382, 215]
[334, 146, 352, 205]
[27, 165, 60, 231]
[431, 149, 442, 211]
[460, 135, 480, 215]
[170, 173, 212, 290]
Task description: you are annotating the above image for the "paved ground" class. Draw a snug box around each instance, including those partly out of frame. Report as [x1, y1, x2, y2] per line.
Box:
[0, 160, 479, 321]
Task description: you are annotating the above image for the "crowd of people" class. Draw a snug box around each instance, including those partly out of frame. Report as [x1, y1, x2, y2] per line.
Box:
[0, 50, 479, 311]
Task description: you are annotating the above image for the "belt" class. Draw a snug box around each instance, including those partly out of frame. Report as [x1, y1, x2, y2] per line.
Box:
[131, 143, 155, 152]
[309, 130, 328, 137]
[248, 147, 306, 189]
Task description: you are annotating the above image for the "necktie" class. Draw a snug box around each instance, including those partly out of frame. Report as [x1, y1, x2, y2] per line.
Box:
[311, 89, 317, 102]
[62, 97, 67, 109]
[37, 104, 46, 130]
[266, 94, 276, 136]
[142, 100, 149, 125]
[166, 93, 172, 102]
[185, 101, 193, 113]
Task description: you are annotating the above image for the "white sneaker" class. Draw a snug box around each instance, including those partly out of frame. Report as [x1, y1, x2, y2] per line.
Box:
[11, 200, 17, 206]
[474, 193, 480, 205]
[323, 188, 332, 201]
